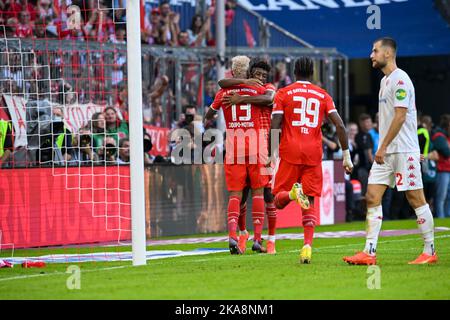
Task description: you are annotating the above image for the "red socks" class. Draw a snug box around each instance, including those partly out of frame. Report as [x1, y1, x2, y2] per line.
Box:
[274, 191, 291, 209]
[266, 201, 277, 237]
[238, 203, 247, 232]
[227, 196, 240, 240]
[252, 195, 265, 241]
[302, 207, 316, 246]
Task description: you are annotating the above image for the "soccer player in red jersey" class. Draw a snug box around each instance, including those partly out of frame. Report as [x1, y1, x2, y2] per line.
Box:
[218, 59, 277, 254]
[269, 57, 353, 263]
[204, 56, 272, 254]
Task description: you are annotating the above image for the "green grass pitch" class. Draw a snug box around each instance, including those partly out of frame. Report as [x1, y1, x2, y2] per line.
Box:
[1, 218, 449, 300]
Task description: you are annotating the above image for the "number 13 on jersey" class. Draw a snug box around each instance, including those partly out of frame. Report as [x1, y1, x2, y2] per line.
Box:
[292, 96, 320, 128]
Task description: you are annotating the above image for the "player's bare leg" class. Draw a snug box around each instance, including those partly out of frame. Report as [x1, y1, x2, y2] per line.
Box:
[405, 189, 437, 264]
[300, 195, 316, 264]
[265, 187, 277, 254]
[251, 187, 267, 253]
[228, 191, 243, 254]
[344, 184, 387, 265]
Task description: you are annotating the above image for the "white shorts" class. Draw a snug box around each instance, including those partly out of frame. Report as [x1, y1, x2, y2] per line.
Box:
[368, 152, 423, 191]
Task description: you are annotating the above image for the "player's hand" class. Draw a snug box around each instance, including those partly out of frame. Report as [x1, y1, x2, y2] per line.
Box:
[223, 92, 242, 107]
[375, 146, 386, 164]
[244, 78, 263, 87]
[420, 154, 425, 162]
[342, 149, 353, 175]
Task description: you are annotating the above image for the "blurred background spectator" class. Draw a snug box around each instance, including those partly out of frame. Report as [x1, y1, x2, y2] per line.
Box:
[432, 114, 450, 218]
[354, 113, 374, 196]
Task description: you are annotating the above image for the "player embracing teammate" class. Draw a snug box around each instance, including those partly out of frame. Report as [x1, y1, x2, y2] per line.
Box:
[204, 56, 272, 254]
[218, 58, 278, 254]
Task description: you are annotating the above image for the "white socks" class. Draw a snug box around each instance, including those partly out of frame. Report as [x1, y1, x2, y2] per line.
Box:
[364, 205, 383, 255]
[415, 204, 435, 255]
[268, 235, 276, 242]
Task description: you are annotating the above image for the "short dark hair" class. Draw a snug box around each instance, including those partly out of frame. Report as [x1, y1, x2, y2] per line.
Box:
[439, 114, 450, 131]
[359, 113, 372, 123]
[119, 138, 130, 148]
[374, 37, 397, 53]
[294, 57, 314, 79]
[249, 59, 271, 74]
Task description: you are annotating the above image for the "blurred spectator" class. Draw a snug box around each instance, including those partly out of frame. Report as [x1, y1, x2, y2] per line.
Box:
[104, 106, 129, 144]
[114, 84, 128, 120]
[34, 17, 57, 38]
[368, 112, 379, 157]
[203, 79, 217, 107]
[112, 26, 126, 44]
[70, 127, 100, 165]
[16, 10, 33, 38]
[187, 9, 213, 47]
[177, 30, 189, 47]
[417, 114, 438, 214]
[83, 6, 115, 42]
[98, 135, 118, 164]
[225, 0, 237, 27]
[89, 111, 106, 150]
[143, 75, 169, 124]
[117, 137, 129, 164]
[274, 61, 292, 89]
[36, 0, 56, 21]
[347, 122, 358, 166]
[3, 0, 37, 21]
[432, 114, 450, 218]
[355, 113, 374, 195]
[141, 7, 161, 45]
[322, 120, 340, 160]
[52, 106, 73, 163]
[143, 130, 153, 164]
[157, 0, 180, 46]
[0, 103, 13, 166]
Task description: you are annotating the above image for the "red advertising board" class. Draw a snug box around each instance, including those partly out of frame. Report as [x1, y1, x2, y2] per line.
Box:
[144, 125, 170, 157]
[0, 167, 131, 249]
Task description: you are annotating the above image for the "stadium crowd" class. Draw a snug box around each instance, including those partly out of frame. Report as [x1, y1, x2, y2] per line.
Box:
[0, 0, 237, 47]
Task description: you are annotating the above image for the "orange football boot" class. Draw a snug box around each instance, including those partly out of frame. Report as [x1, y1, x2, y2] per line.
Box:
[408, 253, 438, 265]
[237, 232, 249, 254]
[343, 251, 377, 265]
[267, 240, 276, 254]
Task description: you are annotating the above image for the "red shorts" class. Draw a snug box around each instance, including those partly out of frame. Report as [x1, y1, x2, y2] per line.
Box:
[272, 158, 322, 197]
[224, 163, 269, 191]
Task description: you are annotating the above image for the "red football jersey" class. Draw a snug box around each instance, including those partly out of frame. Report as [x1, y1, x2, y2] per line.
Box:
[272, 81, 337, 165]
[211, 85, 266, 160]
[259, 83, 276, 132]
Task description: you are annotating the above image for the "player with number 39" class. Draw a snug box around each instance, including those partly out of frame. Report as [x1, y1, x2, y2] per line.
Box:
[269, 56, 353, 264]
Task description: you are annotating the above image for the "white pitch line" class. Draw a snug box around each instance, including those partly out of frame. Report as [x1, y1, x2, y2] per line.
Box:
[0, 265, 130, 283]
[1, 234, 449, 283]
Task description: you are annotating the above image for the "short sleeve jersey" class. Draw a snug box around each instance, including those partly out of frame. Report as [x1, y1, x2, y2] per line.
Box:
[259, 83, 277, 132]
[211, 84, 266, 158]
[378, 68, 420, 154]
[272, 81, 337, 165]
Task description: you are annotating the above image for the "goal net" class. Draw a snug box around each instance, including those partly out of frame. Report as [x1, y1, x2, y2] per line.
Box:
[0, 0, 146, 266]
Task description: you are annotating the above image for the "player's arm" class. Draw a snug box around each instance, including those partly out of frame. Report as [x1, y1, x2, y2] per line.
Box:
[218, 78, 263, 88]
[223, 91, 273, 108]
[328, 111, 353, 174]
[375, 107, 407, 164]
[204, 106, 217, 125]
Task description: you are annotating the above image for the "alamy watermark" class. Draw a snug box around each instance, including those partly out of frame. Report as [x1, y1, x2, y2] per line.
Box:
[367, 5, 381, 30]
[66, 265, 81, 290]
[366, 265, 381, 290]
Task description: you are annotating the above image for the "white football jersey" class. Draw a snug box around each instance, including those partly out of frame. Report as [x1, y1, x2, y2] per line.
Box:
[378, 68, 420, 154]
